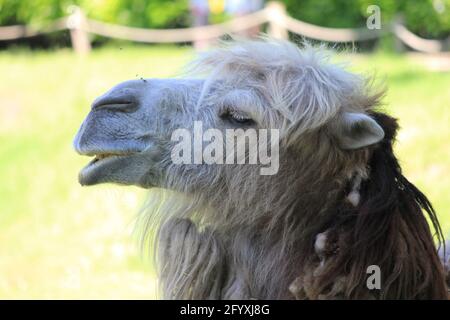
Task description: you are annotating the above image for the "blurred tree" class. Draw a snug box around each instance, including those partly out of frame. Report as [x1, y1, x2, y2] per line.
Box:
[0, 0, 190, 28]
[399, 0, 450, 38]
[0, 0, 70, 26]
[284, 0, 450, 38]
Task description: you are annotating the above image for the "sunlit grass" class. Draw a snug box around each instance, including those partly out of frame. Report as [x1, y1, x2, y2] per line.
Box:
[0, 45, 448, 298]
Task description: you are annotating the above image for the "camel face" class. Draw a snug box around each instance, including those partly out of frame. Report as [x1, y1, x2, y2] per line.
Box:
[74, 78, 205, 187]
[74, 76, 283, 188]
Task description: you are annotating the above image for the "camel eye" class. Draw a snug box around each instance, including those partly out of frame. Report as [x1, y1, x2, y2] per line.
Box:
[221, 109, 255, 126]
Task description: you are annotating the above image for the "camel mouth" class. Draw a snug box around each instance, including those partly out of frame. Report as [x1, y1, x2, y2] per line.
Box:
[78, 152, 135, 186]
[87, 152, 133, 165]
[91, 153, 126, 163]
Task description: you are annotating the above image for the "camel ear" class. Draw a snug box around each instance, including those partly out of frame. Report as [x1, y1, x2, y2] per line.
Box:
[334, 112, 385, 149]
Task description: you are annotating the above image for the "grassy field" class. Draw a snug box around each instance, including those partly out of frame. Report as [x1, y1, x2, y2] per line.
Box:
[0, 45, 449, 299]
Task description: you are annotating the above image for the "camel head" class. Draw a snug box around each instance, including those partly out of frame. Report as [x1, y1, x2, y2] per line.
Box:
[74, 40, 385, 193]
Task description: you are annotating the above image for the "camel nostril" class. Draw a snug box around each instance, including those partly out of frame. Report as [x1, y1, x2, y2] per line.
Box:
[92, 94, 138, 112]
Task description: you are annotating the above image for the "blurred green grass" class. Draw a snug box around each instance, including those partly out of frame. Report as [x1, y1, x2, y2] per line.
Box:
[0, 45, 448, 299]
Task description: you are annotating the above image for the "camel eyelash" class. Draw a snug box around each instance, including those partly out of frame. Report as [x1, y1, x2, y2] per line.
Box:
[221, 108, 254, 125]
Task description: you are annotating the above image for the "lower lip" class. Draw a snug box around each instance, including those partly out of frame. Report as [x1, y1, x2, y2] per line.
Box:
[79, 155, 127, 182]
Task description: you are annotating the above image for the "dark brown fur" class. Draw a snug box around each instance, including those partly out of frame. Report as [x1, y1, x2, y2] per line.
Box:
[295, 113, 448, 299]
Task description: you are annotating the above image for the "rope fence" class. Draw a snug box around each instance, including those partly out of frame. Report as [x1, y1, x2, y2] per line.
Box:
[0, 18, 67, 40]
[0, 1, 448, 55]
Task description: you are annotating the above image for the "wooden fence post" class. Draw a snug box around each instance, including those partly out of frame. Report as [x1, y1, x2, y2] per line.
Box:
[67, 6, 91, 55]
[266, 1, 288, 40]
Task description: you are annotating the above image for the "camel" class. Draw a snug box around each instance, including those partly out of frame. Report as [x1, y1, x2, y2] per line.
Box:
[74, 39, 449, 299]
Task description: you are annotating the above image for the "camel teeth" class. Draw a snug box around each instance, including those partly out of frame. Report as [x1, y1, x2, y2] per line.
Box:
[93, 153, 119, 161]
